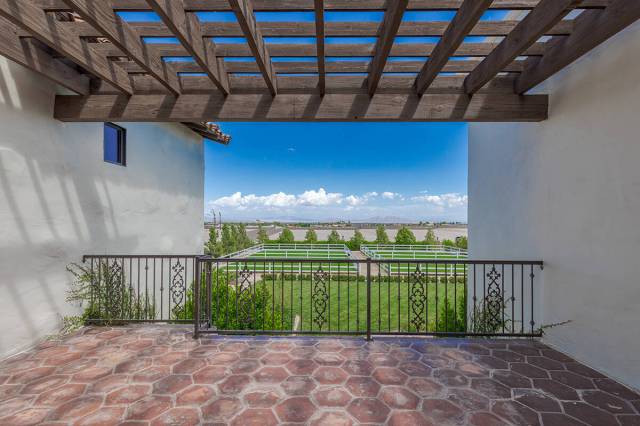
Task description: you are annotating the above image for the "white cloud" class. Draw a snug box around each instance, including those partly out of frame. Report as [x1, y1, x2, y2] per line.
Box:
[411, 193, 468, 208]
[382, 191, 401, 200]
[297, 188, 344, 206]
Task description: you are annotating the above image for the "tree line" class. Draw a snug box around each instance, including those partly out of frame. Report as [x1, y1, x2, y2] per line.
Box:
[206, 224, 467, 257]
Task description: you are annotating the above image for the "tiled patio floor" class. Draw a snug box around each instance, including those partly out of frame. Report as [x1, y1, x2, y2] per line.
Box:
[0, 326, 638, 425]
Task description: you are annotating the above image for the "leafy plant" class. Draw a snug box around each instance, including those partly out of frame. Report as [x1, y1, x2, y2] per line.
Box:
[395, 226, 417, 245]
[66, 262, 155, 324]
[278, 228, 295, 243]
[304, 229, 318, 243]
[437, 291, 467, 333]
[375, 225, 390, 244]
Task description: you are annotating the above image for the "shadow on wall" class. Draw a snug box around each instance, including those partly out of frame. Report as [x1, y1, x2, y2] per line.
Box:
[0, 58, 203, 356]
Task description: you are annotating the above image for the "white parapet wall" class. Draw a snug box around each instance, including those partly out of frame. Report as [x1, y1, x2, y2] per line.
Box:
[0, 56, 205, 358]
[468, 21, 640, 389]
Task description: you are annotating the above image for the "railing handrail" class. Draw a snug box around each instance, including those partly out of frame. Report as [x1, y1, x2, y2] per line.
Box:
[82, 254, 198, 262]
[204, 257, 543, 266]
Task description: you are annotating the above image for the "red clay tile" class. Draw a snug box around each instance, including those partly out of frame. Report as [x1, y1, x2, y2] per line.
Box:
[313, 367, 348, 385]
[74, 406, 126, 426]
[281, 375, 317, 395]
[217, 374, 251, 394]
[345, 376, 380, 397]
[513, 389, 562, 412]
[106, 384, 150, 405]
[49, 396, 103, 421]
[562, 401, 619, 426]
[372, 367, 407, 385]
[341, 360, 374, 376]
[347, 397, 390, 423]
[380, 386, 419, 409]
[254, 366, 289, 384]
[193, 365, 226, 384]
[230, 359, 261, 374]
[468, 411, 510, 426]
[244, 390, 282, 407]
[421, 398, 465, 425]
[388, 411, 433, 426]
[285, 359, 318, 375]
[152, 374, 192, 394]
[202, 396, 242, 422]
[231, 408, 278, 426]
[176, 385, 216, 405]
[275, 396, 317, 423]
[310, 411, 354, 426]
[150, 407, 200, 426]
[126, 395, 172, 420]
[492, 400, 540, 426]
[407, 377, 443, 398]
[0, 407, 50, 425]
[433, 368, 469, 387]
[260, 352, 291, 366]
[448, 388, 490, 411]
[35, 383, 85, 406]
[313, 386, 352, 407]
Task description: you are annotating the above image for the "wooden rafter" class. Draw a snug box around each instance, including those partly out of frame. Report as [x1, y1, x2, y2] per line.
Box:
[146, 0, 229, 95]
[516, 0, 640, 94]
[0, 17, 89, 95]
[54, 93, 548, 122]
[464, 0, 580, 95]
[0, 0, 132, 94]
[62, 0, 180, 95]
[314, 0, 325, 96]
[367, 0, 408, 97]
[414, 0, 493, 95]
[35, 0, 611, 12]
[228, 0, 277, 96]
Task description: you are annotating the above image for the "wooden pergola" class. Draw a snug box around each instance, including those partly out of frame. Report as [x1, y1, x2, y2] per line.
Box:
[0, 0, 639, 132]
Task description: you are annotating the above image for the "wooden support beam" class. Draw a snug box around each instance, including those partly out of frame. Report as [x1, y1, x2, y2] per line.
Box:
[62, 0, 180, 95]
[516, 0, 640, 94]
[146, 0, 229, 95]
[314, 0, 325, 96]
[54, 92, 548, 122]
[414, 0, 493, 95]
[0, 0, 132, 94]
[36, 0, 612, 12]
[367, 0, 408, 97]
[0, 18, 89, 94]
[228, 0, 277, 96]
[464, 0, 579, 95]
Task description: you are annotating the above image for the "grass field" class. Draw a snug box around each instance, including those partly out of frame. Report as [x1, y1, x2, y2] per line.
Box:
[362, 245, 468, 274]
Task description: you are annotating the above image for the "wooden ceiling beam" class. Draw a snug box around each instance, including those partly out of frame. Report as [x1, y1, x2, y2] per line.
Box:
[228, 0, 277, 96]
[516, 0, 640, 94]
[314, 0, 325, 96]
[62, 0, 180, 95]
[146, 0, 229, 95]
[54, 92, 548, 122]
[464, 0, 579, 95]
[367, 0, 408, 97]
[0, 0, 132, 94]
[36, 0, 611, 12]
[0, 17, 89, 94]
[414, 0, 493, 95]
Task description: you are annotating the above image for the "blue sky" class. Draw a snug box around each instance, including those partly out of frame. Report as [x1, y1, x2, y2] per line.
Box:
[205, 123, 468, 222]
[117, 8, 511, 222]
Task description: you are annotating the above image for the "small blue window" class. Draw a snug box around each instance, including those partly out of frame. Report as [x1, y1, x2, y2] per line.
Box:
[104, 123, 126, 166]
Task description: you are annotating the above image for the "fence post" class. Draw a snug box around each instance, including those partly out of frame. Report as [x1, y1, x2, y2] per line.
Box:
[366, 259, 372, 341]
[193, 257, 201, 339]
[206, 261, 212, 328]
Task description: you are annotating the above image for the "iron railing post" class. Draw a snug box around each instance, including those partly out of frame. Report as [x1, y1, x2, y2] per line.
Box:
[366, 259, 372, 341]
[206, 261, 212, 328]
[193, 257, 201, 339]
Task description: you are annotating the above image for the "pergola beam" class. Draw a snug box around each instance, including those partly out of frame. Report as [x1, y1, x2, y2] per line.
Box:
[0, 0, 132, 94]
[0, 18, 89, 95]
[314, 0, 325, 96]
[367, 0, 408, 97]
[464, 0, 580, 95]
[62, 0, 180, 95]
[146, 0, 229, 95]
[414, 0, 493, 95]
[54, 93, 548, 122]
[228, 0, 277, 96]
[516, 0, 640, 94]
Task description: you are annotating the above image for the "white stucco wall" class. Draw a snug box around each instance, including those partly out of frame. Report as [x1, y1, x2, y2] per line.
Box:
[468, 21, 640, 389]
[0, 57, 205, 358]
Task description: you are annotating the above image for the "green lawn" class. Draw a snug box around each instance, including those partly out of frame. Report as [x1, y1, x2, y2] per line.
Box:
[211, 276, 466, 334]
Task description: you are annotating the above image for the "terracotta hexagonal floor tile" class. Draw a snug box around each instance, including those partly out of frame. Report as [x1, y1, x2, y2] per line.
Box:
[172, 358, 206, 375]
[310, 411, 353, 426]
[230, 408, 278, 426]
[202, 396, 242, 422]
[388, 411, 433, 426]
[492, 370, 532, 389]
[315, 341, 344, 352]
[565, 362, 607, 379]
[217, 375, 251, 395]
[153, 351, 188, 366]
[72, 366, 112, 383]
[260, 352, 291, 366]
[126, 395, 172, 421]
[21, 375, 69, 394]
[89, 374, 129, 394]
[510, 363, 549, 379]
[0, 395, 34, 419]
[594, 378, 640, 400]
[532, 379, 580, 400]
[275, 396, 317, 423]
[208, 352, 239, 365]
[433, 369, 469, 387]
[407, 377, 443, 398]
[267, 341, 294, 352]
[106, 384, 151, 405]
[132, 366, 170, 383]
[176, 385, 216, 406]
[313, 352, 344, 366]
[491, 400, 541, 426]
[345, 376, 380, 397]
[44, 352, 83, 367]
[368, 353, 398, 367]
[254, 366, 289, 384]
[218, 342, 249, 353]
[550, 371, 595, 389]
[290, 347, 317, 359]
[114, 357, 151, 374]
[468, 411, 510, 426]
[399, 361, 432, 377]
[74, 407, 126, 426]
[231, 359, 261, 374]
[581, 390, 634, 414]
[470, 378, 511, 399]
[244, 390, 282, 407]
[313, 386, 352, 407]
[9, 367, 56, 384]
[347, 398, 390, 423]
[457, 362, 490, 378]
[476, 356, 508, 370]
[193, 366, 226, 384]
[380, 386, 419, 409]
[540, 412, 591, 426]
[562, 401, 619, 426]
[150, 407, 200, 426]
[513, 389, 562, 413]
[340, 348, 369, 361]
[448, 388, 490, 412]
[313, 367, 348, 385]
[421, 398, 465, 425]
[285, 359, 318, 375]
[342, 360, 374, 376]
[372, 367, 407, 385]
[239, 347, 268, 359]
[389, 348, 421, 362]
[48, 396, 103, 421]
[0, 407, 49, 425]
[281, 376, 317, 396]
[152, 375, 192, 394]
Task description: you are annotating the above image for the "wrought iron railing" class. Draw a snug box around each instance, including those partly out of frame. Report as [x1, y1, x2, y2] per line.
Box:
[193, 257, 543, 339]
[80, 255, 199, 323]
[80, 255, 543, 339]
